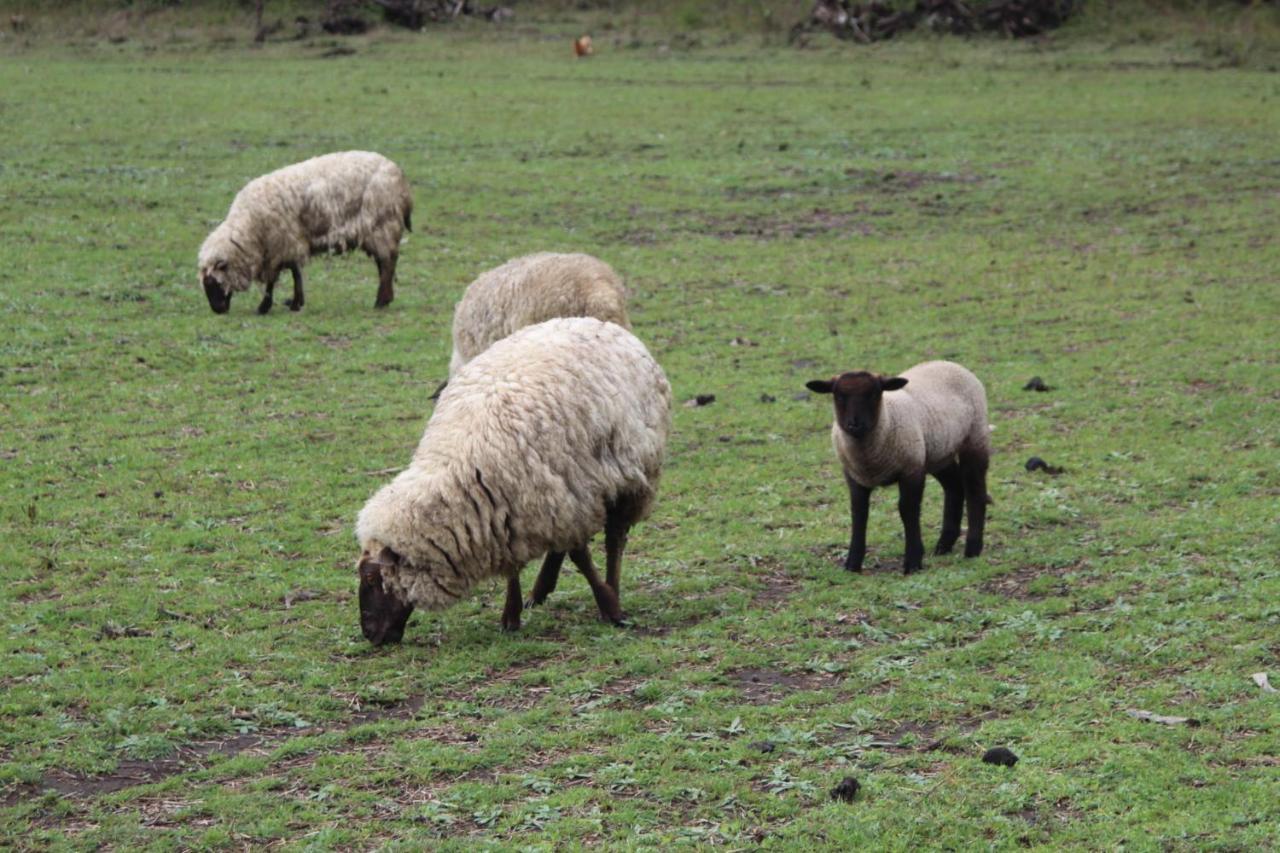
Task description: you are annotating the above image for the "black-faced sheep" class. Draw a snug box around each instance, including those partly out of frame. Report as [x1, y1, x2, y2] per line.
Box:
[807, 360, 990, 575]
[197, 151, 412, 315]
[355, 317, 671, 645]
[448, 252, 629, 376]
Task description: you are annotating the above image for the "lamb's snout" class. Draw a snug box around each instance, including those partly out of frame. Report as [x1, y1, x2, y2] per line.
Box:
[203, 278, 231, 314]
[842, 419, 871, 439]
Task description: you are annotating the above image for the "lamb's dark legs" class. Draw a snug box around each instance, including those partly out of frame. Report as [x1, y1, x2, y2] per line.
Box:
[897, 471, 926, 574]
[961, 451, 989, 558]
[374, 251, 397, 309]
[604, 500, 632, 595]
[932, 463, 965, 555]
[500, 574, 522, 632]
[284, 262, 304, 311]
[525, 551, 565, 607]
[568, 547, 625, 626]
[844, 474, 872, 573]
[258, 272, 279, 315]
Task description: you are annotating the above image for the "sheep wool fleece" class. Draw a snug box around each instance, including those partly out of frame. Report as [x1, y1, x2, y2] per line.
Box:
[835, 360, 990, 488]
[198, 151, 411, 292]
[357, 317, 671, 611]
[449, 253, 629, 375]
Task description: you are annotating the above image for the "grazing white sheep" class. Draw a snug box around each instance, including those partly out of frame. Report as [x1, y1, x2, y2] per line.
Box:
[355, 317, 671, 645]
[448, 252, 629, 376]
[806, 360, 991, 575]
[197, 151, 412, 314]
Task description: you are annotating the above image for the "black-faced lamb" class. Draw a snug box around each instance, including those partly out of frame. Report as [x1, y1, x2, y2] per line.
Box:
[806, 360, 990, 574]
[448, 252, 629, 376]
[197, 151, 412, 315]
[355, 317, 671, 645]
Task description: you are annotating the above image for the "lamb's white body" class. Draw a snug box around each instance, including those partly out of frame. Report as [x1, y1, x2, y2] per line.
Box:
[833, 361, 990, 487]
[449, 253, 629, 376]
[357, 317, 670, 613]
[198, 151, 411, 311]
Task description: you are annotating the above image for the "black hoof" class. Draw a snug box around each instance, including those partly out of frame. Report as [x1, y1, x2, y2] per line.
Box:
[500, 620, 521, 633]
[257, 299, 272, 315]
[601, 612, 630, 628]
[903, 564, 922, 576]
[964, 542, 983, 558]
[523, 596, 545, 609]
[934, 541, 956, 556]
[285, 299, 303, 312]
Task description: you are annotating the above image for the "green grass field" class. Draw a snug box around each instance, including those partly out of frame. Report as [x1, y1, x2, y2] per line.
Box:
[2, 11, 1278, 849]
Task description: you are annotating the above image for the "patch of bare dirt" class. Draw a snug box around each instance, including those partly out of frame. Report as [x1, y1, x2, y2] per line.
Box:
[751, 557, 800, 606]
[979, 562, 1086, 600]
[7, 678, 457, 805]
[703, 208, 875, 241]
[729, 667, 838, 705]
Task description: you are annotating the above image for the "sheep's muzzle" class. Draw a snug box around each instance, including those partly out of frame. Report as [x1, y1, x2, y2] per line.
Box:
[358, 553, 415, 646]
[203, 278, 231, 314]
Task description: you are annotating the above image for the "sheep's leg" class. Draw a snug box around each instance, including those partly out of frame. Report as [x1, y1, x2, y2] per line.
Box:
[897, 471, 926, 574]
[284, 263, 304, 311]
[257, 271, 278, 315]
[604, 499, 633, 594]
[844, 474, 871, 572]
[932, 463, 965, 555]
[568, 547, 626, 626]
[961, 451, 989, 558]
[526, 551, 565, 607]
[374, 250, 397, 309]
[500, 573, 522, 632]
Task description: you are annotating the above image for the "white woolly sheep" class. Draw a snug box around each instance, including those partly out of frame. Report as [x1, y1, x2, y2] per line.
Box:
[448, 252, 629, 377]
[197, 151, 412, 315]
[806, 360, 990, 575]
[355, 316, 671, 645]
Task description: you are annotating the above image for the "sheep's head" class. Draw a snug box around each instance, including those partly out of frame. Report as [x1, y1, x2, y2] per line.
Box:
[807, 372, 908, 440]
[357, 546, 415, 646]
[198, 234, 253, 314]
[199, 258, 235, 313]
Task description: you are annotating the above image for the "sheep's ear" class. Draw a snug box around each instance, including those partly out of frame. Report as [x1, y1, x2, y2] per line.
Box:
[214, 259, 228, 271]
[806, 379, 834, 394]
[881, 376, 908, 392]
[359, 546, 402, 581]
[357, 557, 382, 584]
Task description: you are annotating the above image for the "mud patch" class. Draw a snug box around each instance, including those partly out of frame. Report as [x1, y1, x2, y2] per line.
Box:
[702, 208, 874, 241]
[7, 689, 436, 805]
[751, 557, 800, 606]
[730, 668, 837, 704]
[979, 562, 1085, 600]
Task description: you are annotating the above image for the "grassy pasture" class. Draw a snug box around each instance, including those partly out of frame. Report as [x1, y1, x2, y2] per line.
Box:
[1, 17, 1278, 849]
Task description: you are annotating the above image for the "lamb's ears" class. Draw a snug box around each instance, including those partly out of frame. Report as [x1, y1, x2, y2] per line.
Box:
[806, 379, 835, 394]
[881, 377, 909, 391]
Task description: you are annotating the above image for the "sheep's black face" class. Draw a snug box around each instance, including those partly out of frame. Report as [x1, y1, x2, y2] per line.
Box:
[806, 372, 908, 440]
[358, 548, 415, 646]
[202, 273, 232, 314]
